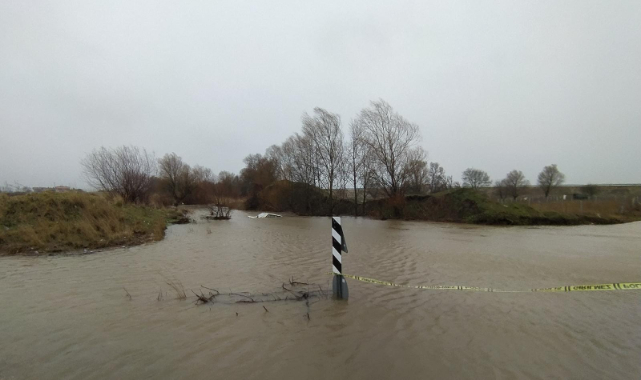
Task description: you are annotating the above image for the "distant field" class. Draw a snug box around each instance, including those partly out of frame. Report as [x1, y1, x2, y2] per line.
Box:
[485, 185, 641, 218]
[529, 200, 631, 216]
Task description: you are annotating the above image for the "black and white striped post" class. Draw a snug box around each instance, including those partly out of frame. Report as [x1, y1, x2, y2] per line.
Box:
[332, 216, 349, 300]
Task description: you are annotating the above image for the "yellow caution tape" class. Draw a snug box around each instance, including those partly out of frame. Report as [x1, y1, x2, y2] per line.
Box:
[330, 273, 641, 293]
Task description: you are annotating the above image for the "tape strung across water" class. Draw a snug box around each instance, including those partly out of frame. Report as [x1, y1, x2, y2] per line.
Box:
[330, 273, 641, 293]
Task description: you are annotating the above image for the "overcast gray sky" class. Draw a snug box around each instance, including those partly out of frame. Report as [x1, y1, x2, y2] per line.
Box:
[1, 0, 640, 189]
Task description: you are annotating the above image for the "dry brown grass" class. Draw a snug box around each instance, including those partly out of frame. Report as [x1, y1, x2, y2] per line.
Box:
[165, 278, 187, 300]
[0, 191, 182, 254]
[215, 197, 246, 210]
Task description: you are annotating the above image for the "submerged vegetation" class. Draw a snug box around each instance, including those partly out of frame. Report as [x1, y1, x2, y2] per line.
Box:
[0, 192, 183, 255]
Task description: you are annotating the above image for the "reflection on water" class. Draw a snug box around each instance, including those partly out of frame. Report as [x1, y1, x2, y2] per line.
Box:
[1, 211, 640, 379]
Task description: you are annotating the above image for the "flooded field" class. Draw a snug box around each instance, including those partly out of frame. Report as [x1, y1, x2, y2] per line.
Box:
[1, 210, 640, 379]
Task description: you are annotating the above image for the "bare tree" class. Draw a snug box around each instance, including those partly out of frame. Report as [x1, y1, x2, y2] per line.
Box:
[348, 121, 368, 215]
[158, 153, 199, 205]
[503, 170, 529, 200]
[444, 175, 460, 189]
[334, 158, 351, 206]
[360, 162, 376, 215]
[281, 133, 316, 187]
[427, 162, 447, 193]
[348, 122, 363, 216]
[494, 179, 508, 201]
[353, 99, 421, 198]
[537, 164, 565, 199]
[187, 165, 216, 204]
[302, 108, 344, 215]
[82, 146, 156, 203]
[265, 144, 285, 180]
[462, 168, 491, 189]
[216, 171, 240, 198]
[346, 121, 379, 215]
[279, 136, 297, 183]
[403, 147, 429, 194]
[240, 153, 278, 197]
[192, 165, 214, 183]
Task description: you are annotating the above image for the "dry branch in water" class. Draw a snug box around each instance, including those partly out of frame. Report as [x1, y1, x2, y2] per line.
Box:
[192, 290, 214, 304]
[289, 277, 309, 286]
[200, 285, 219, 294]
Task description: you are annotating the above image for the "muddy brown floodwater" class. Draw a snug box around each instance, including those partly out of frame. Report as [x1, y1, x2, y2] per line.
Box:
[1, 210, 640, 379]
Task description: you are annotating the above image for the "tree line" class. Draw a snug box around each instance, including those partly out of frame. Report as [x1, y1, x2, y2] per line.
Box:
[81, 146, 238, 205]
[237, 100, 441, 215]
[81, 99, 570, 212]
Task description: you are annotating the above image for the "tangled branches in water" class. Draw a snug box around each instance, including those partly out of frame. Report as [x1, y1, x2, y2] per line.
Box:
[190, 277, 328, 320]
[192, 280, 327, 306]
[136, 275, 328, 319]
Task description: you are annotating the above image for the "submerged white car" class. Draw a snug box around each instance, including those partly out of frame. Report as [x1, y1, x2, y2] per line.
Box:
[248, 213, 282, 219]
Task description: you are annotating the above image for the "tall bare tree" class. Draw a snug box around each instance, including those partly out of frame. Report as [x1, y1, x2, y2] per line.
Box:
[265, 144, 285, 180]
[302, 108, 344, 214]
[537, 164, 565, 198]
[158, 153, 199, 205]
[82, 146, 156, 203]
[216, 171, 240, 198]
[240, 153, 278, 195]
[427, 162, 447, 193]
[348, 123, 361, 215]
[348, 121, 367, 215]
[281, 133, 316, 187]
[239, 153, 279, 209]
[503, 170, 529, 200]
[360, 161, 376, 215]
[192, 165, 213, 183]
[404, 147, 429, 194]
[462, 168, 491, 189]
[347, 121, 379, 215]
[353, 99, 421, 197]
[278, 133, 322, 213]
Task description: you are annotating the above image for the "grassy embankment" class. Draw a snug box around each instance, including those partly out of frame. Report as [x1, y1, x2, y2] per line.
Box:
[369, 188, 632, 225]
[250, 181, 633, 225]
[0, 192, 183, 255]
